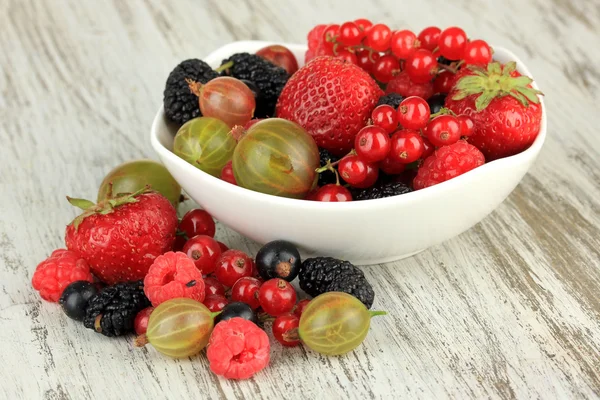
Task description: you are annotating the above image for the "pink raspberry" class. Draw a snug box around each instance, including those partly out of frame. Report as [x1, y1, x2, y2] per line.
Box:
[31, 249, 94, 302]
[207, 317, 270, 379]
[386, 71, 434, 100]
[305, 24, 332, 63]
[143, 251, 205, 307]
[413, 141, 485, 190]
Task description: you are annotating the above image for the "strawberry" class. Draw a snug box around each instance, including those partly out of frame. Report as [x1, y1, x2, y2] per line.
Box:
[276, 57, 383, 156]
[445, 62, 543, 160]
[65, 187, 178, 285]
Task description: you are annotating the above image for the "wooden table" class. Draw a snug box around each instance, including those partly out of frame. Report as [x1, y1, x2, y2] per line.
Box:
[1, 0, 599, 398]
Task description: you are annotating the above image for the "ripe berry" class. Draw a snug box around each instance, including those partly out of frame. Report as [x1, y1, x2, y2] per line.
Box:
[438, 27, 468, 60]
[272, 314, 301, 347]
[351, 162, 379, 189]
[32, 249, 94, 302]
[354, 18, 372, 32]
[386, 71, 434, 100]
[335, 49, 358, 65]
[204, 276, 225, 297]
[215, 250, 254, 287]
[258, 279, 297, 316]
[463, 39, 492, 66]
[371, 104, 398, 134]
[134, 307, 154, 335]
[220, 161, 237, 185]
[314, 185, 353, 202]
[421, 137, 435, 159]
[379, 154, 407, 175]
[433, 70, 455, 94]
[391, 30, 419, 59]
[338, 154, 369, 185]
[458, 115, 475, 137]
[322, 24, 340, 50]
[255, 240, 301, 281]
[365, 23, 392, 52]
[293, 299, 311, 318]
[214, 302, 258, 325]
[397, 96, 431, 130]
[372, 55, 400, 84]
[418, 26, 441, 51]
[182, 235, 222, 274]
[216, 241, 229, 253]
[339, 21, 364, 46]
[203, 294, 229, 312]
[59, 281, 98, 321]
[231, 277, 262, 309]
[355, 125, 391, 163]
[356, 50, 380, 74]
[390, 129, 425, 164]
[425, 115, 461, 147]
[406, 49, 437, 84]
[179, 209, 216, 239]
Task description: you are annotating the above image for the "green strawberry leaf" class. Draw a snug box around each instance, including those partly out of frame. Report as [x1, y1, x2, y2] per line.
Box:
[67, 197, 95, 211]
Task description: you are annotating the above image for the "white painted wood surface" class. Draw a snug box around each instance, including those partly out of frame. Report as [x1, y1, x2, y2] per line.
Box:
[1, 0, 599, 399]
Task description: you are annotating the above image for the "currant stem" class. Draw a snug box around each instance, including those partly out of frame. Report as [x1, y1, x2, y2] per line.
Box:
[215, 61, 233, 73]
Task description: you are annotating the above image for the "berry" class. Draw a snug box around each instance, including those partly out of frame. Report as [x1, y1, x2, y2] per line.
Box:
[350, 162, 379, 189]
[334, 49, 358, 65]
[207, 317, 270, 379]
[339, 21, 364, 46]
[217, 241, 229, 253]
[427, 93, 447, 114]
[445, 62, 543, 159]
[354, 18, 372, 31]
[182, 235, 222, 274]
[463, 40, 492, 66]
[215, 250, 254, 287]
[413, 140, 485, 190]
[180, 209, 215, 240]
[391, 30, 419, 59]
[219, 53, 289, 118]
[365, 23, 392, 52]
[372, 55, 400, 83]
[299, 257, 374, 308]
[433, 70, 455, 94]
[458, 115, 475, 136]
[390, 129, 425, 164]
[84, 280, 151, 337]
[356, 49, 380, 74]
[204, 276, 226, 297]
[386, 72, 434, 100]
[255, 240, 301, 281]
[258, 279, 297, 316]
[371, 104, 398, 134]
[134, 306, 154, 335]
[273, 314, 301, 347]
[355, 125, 391, 162]
[163, 59, 218, 124]
[377, 93, 404, 109]
[173, 235, 187, 252]
[322, 24, 340, 50]
[317, 148, 341, 187]
[65, 191, 178, 285]
[144, 252, 205, 307]
[379, 154, 407, 175]
[418, 26, 441, 51]
[59, 281, 98, 321]
[425, 115, 461, 147]
[220, 161, 237, 185]
[338, 154, 369, 185]
[314, 185, 353, 202]
[204, 294, 229, 312]
[306, 25, 332, 63]
[256, 44, 299, 75]
[231, 277, 262, 309]
[214, 302, 259, 325]
[293, 299, 311, 318]
[406, 49, 437, 84]
[276, 57, 382, 156]
[421, 137, 435, 159]
[438, 27, 468, 60]
[32, 249, 93, 302]
[397, 96, 431, 130]
[351, 181, 412, 201]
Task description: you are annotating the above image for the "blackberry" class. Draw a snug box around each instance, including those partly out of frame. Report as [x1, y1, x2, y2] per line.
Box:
[351, 182, 412, 201]
[376, 93, 404, 109]
[219, 53, 289, 118]
[83, 280, 151, 337]
[318, 148, 340, 186]
[437, 56, 454, 66]
[163, 59, 218, 125]
[299, 257, 374, 308]
[427, 94, 447, 114]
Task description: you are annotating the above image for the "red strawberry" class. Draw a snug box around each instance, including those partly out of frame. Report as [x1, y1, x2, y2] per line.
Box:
[445, 62, 543, 160]
[276, 56, 383, 156]
[65, 188, 178, 285]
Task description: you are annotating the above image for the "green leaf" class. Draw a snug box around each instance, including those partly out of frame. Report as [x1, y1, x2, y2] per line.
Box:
[508, 92, 529, 107]
[66, 196, 95, 211]
[475, 91, 496, 111]
[503, 61, 517, 75]
[515, 86, 541, 104]
[512, 76, 533, 87]
[487, 62, 502, 75]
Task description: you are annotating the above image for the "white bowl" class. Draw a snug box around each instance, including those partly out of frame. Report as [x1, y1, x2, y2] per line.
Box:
[151, 41, 546, 265]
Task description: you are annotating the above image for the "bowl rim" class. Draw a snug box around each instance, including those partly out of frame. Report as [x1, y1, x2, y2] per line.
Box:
[151, 41, 547, 210]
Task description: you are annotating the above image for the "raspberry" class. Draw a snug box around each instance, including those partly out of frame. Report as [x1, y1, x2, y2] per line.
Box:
[31, 249, 93, 302]
[413, 141, 485, 190]
[143, 252, 205, 307]
[207, 317, 270, 379]
[386, 71, 434, 100]
[305, 24, 332, 63]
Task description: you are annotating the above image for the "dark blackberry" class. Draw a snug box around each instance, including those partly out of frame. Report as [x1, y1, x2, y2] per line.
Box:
[427, 94, 447, 114]
[163, 59, 218, 125]
[437, 56, 454, 66]
[318, 148, 340, 186]
[83, 280, 151, 337]
[219, 53, 289, 118]
[299, 257, 374, 308]
[351, 182, 412, 201]
[376, 93, 404, 109]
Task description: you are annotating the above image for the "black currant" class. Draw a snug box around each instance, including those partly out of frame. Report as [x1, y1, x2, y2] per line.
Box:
[427, 94, 447, 114]
[59, 281, 98, 321]
[255, 240, 301, 282]
[214, 302, 258, 325]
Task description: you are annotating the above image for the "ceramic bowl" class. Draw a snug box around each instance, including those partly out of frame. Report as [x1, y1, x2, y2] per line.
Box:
[151, 41, 546, 265]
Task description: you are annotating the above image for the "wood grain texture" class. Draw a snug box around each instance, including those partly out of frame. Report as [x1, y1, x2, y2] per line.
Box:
[0, 0, 599, 399]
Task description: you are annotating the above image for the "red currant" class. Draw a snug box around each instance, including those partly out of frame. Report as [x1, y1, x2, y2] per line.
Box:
[314, 185, 353, 202]
[203, 294, 228, 312]
[421, 136, 435, 159]
[458, 115, 475, 137]
[216, 241, 229, 253]
[338, 154, 369, 185]
[386, 71, 434, 100]
[339, 21, 363, 46]
[293, 299, 311, 318]
[322, 24, 340, 50]
[350, 162, 379, 189]
[438, 27, 467, 60]
[405, 49, 437, 84]
[220, 161, 237, 185]
[433, 70, 455, 94]
[182, 235, 222, 274]
[356, 50, 380, 74]
[335, 49, 358, 65]
[425, 115, 461, 147]
[215, 250, 254, 287]
[372, 55, 400, 83]
[397, 96, 431, 130]
[463, 39, 492, 66]
[134, 307, 154, 335]
[204, 276, 225, 297]
[390, 129, 425, 164]
[258, 278, 297, 317]
[371, 104, 398, 134]
[272, 314, 301, 347]
[355, 125, 391, 162]
[179, 209, 216, 238]
[354, 18, 373, 32]
[379, 153, 407, 174]
[231, 277, 262, 309]
[365, 23, 392, 52]
[418, 26, 441, 51]
[391, 30, 419, 59]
